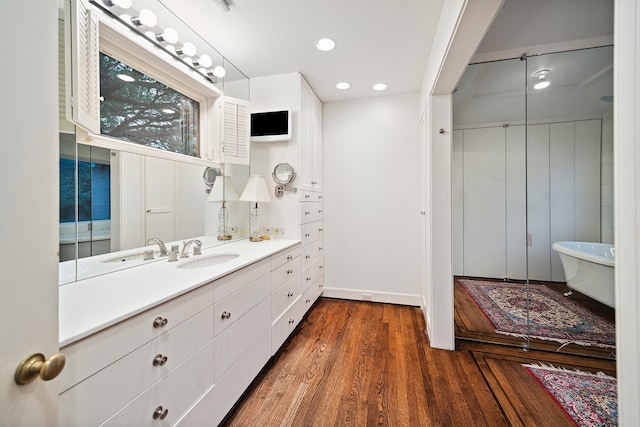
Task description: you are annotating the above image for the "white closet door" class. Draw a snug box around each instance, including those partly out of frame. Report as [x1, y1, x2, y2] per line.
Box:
[527, 124, 551, 281]
[549, 122, 576, 281]
[452, 130, 464, 276]
[463, 127, 506, 278]
[505, 125, 527, 280]
[575, 120, 601, 241]
[145, 156, 175, 243]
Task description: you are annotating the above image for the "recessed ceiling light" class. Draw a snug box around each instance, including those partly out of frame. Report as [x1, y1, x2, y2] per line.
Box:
[316, 38, 336, 52]
[117, 74, 135, 82]
[533, 69, 550, 90]
[533, 80, 550, 90]
[372, 83, 387, 91]
[336, 82, 351, 90]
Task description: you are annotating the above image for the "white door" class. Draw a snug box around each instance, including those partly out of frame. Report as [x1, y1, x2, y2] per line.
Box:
[0, 2, 61, 426]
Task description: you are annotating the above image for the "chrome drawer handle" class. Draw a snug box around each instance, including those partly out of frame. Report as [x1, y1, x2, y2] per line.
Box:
[306, 277, 311, 281]
[306, 299, 311, 303]
[305, 194, 310, 199]
[305, 255, 311, 259]
[319, 265, 324, 269]
[318, 228, 323, 232]
[287, 292, 294, 297]
[288, 318, 295, 324]
[311, 181, 318, 184]
[287, 255, 293, 260]
[287, 269, 293, 274]
[153, 406, 168, 420]
[152, 354, 168, 367]
[221, 311, 232, 319]
[153, 317, 168, 328]
[305, 233, 311, 237]
[319, 247, 323, 251]
[318, 210, 323, 213]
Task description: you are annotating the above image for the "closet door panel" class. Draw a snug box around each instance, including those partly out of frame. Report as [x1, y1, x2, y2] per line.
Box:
[463, 127, 506, 278]
[527, 124, 551, 281]
[505, 125, 526, 280]
[452, 130, 464, 276]
[574, 119, 601, 242]
[549, 122, 575, 281]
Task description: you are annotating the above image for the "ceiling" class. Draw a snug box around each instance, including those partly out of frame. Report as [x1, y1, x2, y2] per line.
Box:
[157, 0, 613, 103]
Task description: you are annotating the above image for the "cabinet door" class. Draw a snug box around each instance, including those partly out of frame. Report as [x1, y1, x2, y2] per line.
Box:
[145, 156, 175, 243]
[299, 78, 313, 191]
[463, 127, 507, 278]
[311, 92, 323, 191]
[527, 124, 551, 281]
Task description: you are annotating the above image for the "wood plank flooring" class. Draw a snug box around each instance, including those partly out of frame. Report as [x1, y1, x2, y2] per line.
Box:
[221, 298, 615, 426]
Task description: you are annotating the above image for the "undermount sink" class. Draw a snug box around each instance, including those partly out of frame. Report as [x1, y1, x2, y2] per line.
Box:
[177, 253, 239, 269]
[101, 251, 159, 263]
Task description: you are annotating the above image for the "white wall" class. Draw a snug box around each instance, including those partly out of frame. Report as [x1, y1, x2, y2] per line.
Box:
[322, 93, 422, 305]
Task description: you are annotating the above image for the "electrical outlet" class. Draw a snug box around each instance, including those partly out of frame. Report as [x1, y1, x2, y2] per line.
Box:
[264, 226, 285, 235]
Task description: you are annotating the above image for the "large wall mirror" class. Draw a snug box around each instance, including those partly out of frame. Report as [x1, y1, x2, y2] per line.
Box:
[58, 1, 250, 285]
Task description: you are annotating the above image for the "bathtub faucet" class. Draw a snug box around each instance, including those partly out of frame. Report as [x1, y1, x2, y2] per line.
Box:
[147, 238, 168, 256]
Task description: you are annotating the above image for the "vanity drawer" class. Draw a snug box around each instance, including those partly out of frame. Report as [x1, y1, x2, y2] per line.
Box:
[299, 201, 323, 224]
[210, 329, 271, 426]
[302, 277, 323, 315]
[272, 273, 301, 322]
[301, 240, 323, 269]
[214, 296, 271, 381]
[214, 257, 270, 303]
[100, 339, 214, 427]
[213, 273, 271, 336]
[301, 221, 323, 247]
[60, 283, 213, 392]
[272, 297, 302, 354]
[270, 245, 300, 270]
[60, 306, 214, 427]
[298, 190, 323, 202]
[271, 255, 301, 291]
[301, 258, 324, 294]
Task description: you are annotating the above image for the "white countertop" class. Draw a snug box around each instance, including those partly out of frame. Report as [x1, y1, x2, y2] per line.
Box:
[59, 239, 299, 347]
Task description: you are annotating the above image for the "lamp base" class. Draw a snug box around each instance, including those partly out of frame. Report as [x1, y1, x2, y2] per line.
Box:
[217, 234, 233, 241]
[249, 236, 264, 242]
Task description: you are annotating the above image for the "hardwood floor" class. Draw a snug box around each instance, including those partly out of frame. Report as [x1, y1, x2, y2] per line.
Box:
[221, 298, 615, 426]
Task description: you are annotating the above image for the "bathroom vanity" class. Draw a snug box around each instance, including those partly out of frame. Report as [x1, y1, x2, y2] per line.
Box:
[58, 239, 322, 426]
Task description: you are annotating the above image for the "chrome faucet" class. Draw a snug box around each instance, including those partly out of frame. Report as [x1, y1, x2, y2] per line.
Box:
[147, 238, 168, 256]
[180, 239, 202, 258]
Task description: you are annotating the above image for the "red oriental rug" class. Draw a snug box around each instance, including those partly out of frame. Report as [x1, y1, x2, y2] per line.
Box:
[458, 279, 615, 348]
[525, 364, 617, 426]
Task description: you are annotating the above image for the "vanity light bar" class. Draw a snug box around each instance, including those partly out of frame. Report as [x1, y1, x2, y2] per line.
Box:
[92, 0, 226, 85]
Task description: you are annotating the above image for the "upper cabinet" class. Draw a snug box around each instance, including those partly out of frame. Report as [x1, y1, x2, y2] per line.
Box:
[299, 77, 323, 192]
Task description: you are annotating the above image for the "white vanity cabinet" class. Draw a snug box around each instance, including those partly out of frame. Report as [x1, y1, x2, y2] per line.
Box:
[59, 284, 214, 427]
[270, 245, 302, 353]
[299, 190, 324, 315]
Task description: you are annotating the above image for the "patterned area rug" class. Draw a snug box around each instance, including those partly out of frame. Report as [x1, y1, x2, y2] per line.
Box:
[525, 364, 617, 426]
[458, 279, 615, 347]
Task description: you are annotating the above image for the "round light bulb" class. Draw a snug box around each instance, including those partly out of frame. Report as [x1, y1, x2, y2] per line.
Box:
[534, 80, 550, 90]
[132, 9, 157, 27]
[194, 54, 213, 68]
[316, 38, 336, 51]
[177, 42, 197, 57]
[336, 82, 351, 90]
[372, 83, 387, 91]
[212, 65, 226, 78]
[156, 27, 179, 44]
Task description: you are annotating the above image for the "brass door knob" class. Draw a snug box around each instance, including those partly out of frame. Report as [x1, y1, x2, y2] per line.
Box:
[15, 353, 66, 385]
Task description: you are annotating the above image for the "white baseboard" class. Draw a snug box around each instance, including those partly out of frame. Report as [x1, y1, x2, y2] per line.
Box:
[321, 286, 422, 306]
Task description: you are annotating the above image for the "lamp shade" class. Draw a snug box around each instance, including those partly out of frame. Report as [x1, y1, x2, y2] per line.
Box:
[207, 176, 238, 203]
[239, 175, 271, 203]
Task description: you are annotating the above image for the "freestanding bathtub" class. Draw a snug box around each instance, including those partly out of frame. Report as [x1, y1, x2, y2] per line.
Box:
[552, 241, 615, 308]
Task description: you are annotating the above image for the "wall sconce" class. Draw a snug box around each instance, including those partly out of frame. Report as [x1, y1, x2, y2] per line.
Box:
[208, 176, 238, 240]
[239, 175, 271, 242]
[272, 163, 297, 197]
